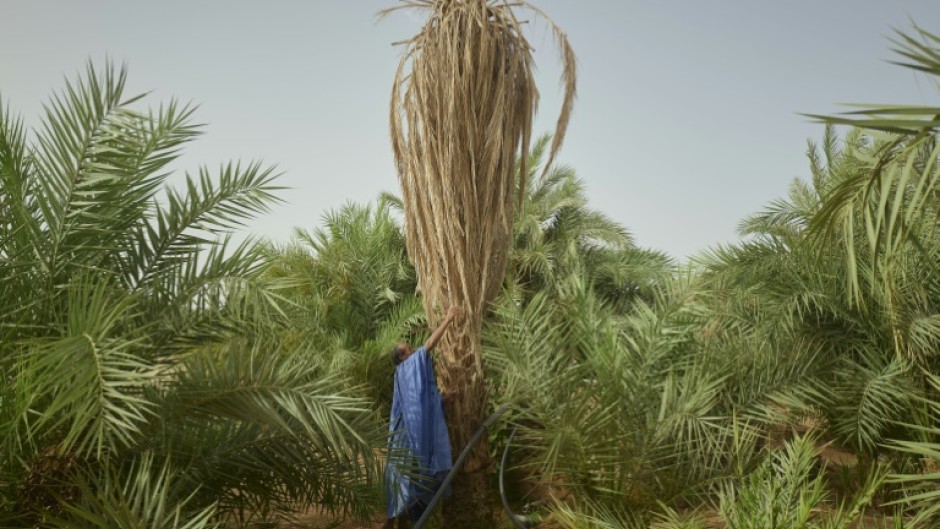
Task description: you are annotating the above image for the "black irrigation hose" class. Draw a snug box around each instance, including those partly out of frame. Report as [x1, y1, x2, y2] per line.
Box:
[499, 425, 528, 529]
[413, 403, 511, 529]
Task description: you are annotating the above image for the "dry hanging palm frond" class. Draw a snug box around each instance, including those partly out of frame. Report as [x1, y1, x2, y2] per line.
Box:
[386, 0, 575, 368]
[383, 0, 576, 503]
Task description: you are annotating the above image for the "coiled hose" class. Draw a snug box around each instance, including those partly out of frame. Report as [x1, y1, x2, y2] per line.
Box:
[413, 404, 529, 529]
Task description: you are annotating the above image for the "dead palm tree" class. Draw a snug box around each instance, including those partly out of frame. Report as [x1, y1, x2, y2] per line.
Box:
[384, 0, 575, 524]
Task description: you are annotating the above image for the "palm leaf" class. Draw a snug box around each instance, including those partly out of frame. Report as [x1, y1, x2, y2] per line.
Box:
[24, 280, 155, 458]
[52, 453, 219, 529]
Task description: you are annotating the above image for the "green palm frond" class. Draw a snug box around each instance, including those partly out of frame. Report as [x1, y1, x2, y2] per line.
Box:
[159, 341, 383, 519]
[126, 161, 281, 291]
[717, 435, 887, 529]
[507, 134, 662, 307]
[0, 92, 35, 269]
[0, 62, 387, 524]
[885, 375, 940, 525]
[652, 368, 728, 470]
[808, 26, 940, 134]
[829, 350, 920, 454]
[806, 26, 940, 304]
[590, 247, 673, 309]
[650, 507, 712, 529]
[552, 500, 650, 529]
[486, 282, 746, 508]
[287, 200, 415, 348]
[29, 62, 183, 285]
[24, 280, 154, 458]
[53, 454, 219, 529]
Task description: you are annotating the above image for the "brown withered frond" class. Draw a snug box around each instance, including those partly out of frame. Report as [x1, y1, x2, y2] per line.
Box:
[386, 0, 575, 375]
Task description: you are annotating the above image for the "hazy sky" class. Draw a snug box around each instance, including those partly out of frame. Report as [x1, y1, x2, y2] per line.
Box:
[3, 1, 939, 259]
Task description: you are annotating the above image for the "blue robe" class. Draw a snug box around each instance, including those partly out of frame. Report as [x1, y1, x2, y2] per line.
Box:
[385, 346, 453, 519]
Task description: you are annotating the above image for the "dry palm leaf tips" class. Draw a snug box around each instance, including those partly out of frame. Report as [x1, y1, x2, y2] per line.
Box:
[387, 0, 576, 469]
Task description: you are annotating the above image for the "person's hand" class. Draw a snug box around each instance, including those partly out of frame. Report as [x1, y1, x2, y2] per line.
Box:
[447, 306, 460, 320]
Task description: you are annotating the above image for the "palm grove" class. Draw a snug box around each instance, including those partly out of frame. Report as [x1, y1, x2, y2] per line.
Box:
[2, 5, 940, 529]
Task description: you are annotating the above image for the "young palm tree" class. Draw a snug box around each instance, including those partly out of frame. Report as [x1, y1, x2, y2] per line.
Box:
[483, 121, 937, 528]
[385, 0, 575, 524]
[0, 63, 383, 527]
[806, 25, 940, 314]
[510, 135, 672, 310]
[699, 141, 925, 454]
[265, 198, 424, 410]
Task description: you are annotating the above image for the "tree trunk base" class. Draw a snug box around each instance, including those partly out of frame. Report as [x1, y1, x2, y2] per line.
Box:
[443, 469, 495, 528]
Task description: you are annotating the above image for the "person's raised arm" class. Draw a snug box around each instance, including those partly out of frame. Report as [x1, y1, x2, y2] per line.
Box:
[424, 306, 459, 353]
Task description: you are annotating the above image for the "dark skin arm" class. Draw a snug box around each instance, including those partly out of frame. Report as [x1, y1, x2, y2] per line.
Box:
[425, 306, 459, 407]
[424, 306, 459, 352]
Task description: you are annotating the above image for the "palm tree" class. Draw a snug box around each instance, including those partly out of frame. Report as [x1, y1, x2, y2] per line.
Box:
[264, 198, 424, 410]
[510, 135, 672, 310]
[267, 199, 417, 348]
[335, 140, 674, 522]
[0, 63, 383, 527]
[385, 1, 576, 524]
[694, 124, 934, 456]
[805, 26, 940, 319]
[484, 33, 940, 518]
[550, 436, 890, 529]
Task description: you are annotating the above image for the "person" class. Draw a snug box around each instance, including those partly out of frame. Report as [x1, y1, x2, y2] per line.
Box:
[382, 306, 458, 529]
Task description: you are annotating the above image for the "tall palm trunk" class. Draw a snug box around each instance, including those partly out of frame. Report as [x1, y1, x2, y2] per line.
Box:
[386, 0, 575, 525]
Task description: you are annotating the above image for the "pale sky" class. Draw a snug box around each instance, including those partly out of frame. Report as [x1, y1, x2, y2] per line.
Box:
[2, 1, 939, 259]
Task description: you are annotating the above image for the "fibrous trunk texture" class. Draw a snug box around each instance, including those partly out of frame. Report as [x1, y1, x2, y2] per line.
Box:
[387, 1, 575, 526]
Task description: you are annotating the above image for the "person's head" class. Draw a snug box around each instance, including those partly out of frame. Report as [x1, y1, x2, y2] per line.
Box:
[389, 342, 414, 366]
